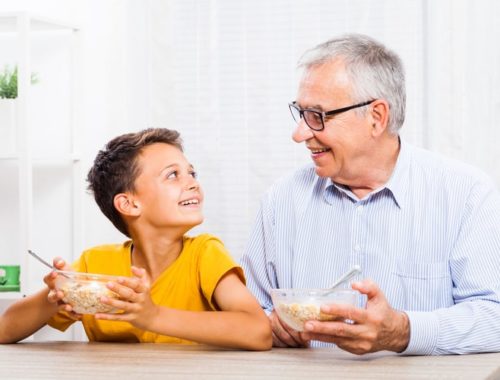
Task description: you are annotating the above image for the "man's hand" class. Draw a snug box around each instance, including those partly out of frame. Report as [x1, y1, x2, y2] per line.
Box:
[269, 310, 309, 348]
[300, 279, 410, 355]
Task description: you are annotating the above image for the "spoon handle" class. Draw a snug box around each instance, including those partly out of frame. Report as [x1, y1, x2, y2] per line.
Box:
[28, 249, 55, 270]
[328, 265, 362, 291]
[28, 250, 70, 278]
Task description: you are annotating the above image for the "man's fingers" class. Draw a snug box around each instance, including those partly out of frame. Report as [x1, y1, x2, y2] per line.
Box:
[271, 331, 289, 347]
[270, 311, 307, 347]
[303, 320, 359, 339]
[351, 279, 381, 300]
[321, 304, 366, 324]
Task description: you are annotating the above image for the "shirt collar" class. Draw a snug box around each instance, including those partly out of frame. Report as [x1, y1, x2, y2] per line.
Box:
[381, 138, 410, 209]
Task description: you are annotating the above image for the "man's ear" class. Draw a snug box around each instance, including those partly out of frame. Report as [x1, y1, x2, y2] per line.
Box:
[114, 193, 141, 216]
[369, 99, 390, 136]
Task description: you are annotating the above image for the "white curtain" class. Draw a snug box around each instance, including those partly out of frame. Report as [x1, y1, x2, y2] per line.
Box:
[149, 0, 500, 259]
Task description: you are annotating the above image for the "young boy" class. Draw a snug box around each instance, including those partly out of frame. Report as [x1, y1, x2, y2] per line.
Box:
[0, 128, 272, 350]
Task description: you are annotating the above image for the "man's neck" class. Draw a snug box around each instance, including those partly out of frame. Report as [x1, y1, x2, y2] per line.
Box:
[338, 136, 400, 200]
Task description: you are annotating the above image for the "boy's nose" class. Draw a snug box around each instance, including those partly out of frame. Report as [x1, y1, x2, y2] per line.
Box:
[186, 178, 199, 191]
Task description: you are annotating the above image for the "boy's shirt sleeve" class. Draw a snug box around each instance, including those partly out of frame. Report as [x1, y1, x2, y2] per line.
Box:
[197, 235, 245, 310]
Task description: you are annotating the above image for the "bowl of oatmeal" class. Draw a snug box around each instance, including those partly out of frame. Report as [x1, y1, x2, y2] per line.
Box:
[270, 288, 359, 331]
[54, 271, 123, 314]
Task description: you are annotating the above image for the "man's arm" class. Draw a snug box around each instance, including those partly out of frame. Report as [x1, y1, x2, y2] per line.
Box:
[240, 195, 309, 348]
[240, 199, 276, 314]
[403, 179, 500, 355]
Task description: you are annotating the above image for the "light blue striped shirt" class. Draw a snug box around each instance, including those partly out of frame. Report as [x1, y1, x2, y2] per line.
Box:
[241, 140, 500, 355]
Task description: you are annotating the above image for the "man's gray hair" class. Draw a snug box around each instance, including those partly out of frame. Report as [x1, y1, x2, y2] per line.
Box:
[298, 34, 406, 134]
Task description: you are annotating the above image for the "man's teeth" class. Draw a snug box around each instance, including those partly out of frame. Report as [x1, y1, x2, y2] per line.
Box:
[180, 199, 199, 206]
[311, 148, 330, 154]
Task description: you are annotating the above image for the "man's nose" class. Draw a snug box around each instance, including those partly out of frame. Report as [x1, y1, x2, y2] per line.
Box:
[292, 118, 314, 143]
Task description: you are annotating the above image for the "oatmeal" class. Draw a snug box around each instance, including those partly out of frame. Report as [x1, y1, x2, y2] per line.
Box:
[277, 302, 335, 331]
[60, 280, 120, 314]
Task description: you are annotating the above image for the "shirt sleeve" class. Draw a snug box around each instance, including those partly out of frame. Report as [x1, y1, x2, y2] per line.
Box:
[240, 191, 278, 315]
[198, 236, 245, 310]
[403, 178, 500, 355]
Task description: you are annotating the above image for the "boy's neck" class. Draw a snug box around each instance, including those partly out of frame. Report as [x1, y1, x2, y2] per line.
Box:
[130, 232, 184, 283]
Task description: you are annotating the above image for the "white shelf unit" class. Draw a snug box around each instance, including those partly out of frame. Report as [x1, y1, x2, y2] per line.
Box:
[0, 12, 82, 302]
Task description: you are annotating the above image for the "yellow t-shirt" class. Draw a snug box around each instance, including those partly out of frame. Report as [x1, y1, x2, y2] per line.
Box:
[48, 233, 244, 343]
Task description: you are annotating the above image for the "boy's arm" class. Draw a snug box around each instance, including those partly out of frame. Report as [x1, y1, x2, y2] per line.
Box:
[98, 267, 272, 350]
[176, 270, 272, 350]
[0, 258, 73, 344]
[0, 288, 59, 343]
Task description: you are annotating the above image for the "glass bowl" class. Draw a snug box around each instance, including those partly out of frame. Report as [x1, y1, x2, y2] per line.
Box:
[270, 288, 358, 331]
[54, 271, 123, 314]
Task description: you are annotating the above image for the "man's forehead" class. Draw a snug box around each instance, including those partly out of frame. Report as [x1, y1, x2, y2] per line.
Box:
[297, 61, 352, 105]
[300, 60, 350, 88]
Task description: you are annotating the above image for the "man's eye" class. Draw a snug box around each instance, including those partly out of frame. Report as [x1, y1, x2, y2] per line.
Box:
[166, 171, 178, 179]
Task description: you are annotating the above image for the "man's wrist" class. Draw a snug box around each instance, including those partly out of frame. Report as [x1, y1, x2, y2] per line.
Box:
[393, 311, 410, 353]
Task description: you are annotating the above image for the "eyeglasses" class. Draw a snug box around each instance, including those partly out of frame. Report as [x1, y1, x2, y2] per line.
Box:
[288, 100, 375, 131]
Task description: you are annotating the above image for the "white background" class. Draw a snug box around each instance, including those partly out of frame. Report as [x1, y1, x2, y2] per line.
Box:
[0, 0, 499, 339]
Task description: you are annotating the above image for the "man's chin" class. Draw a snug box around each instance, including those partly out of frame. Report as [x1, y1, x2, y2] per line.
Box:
[314, 165, 333, 179]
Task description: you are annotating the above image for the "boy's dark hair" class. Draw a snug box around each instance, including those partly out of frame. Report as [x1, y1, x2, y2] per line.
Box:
[87, 128, 183, 237]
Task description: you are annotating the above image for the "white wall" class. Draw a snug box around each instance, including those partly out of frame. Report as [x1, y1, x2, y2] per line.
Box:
[150, 0, 500, 260]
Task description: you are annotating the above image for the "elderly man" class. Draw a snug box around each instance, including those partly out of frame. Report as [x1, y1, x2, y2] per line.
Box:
[241, 34, 500, 355]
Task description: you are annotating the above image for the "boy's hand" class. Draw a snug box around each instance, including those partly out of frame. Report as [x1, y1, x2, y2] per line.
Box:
[95, 266, 157, 330]
[43, 257, 67, 304]
[43, 258, 82, 320]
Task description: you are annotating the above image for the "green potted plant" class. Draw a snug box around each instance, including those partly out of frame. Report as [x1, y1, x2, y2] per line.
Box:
[0, 66, 38, 154]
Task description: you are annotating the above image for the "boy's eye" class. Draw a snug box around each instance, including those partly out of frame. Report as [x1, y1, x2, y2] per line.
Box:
[166, 171, 178, 179]
[190, 171, 197, 179]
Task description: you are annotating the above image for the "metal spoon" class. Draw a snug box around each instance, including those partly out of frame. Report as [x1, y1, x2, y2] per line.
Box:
[323, 265, 362, 295]
[28, 250, 70, 278]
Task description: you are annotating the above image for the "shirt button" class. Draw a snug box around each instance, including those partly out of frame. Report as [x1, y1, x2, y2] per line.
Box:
[356, 205, 363, 213]
[354, 244, 361, 252]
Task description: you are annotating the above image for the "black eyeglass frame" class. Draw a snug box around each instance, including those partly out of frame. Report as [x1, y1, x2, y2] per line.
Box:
[288, 100, 375, 131]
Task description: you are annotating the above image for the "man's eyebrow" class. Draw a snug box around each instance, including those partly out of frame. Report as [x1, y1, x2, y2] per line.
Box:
[296, 102, 324, 111]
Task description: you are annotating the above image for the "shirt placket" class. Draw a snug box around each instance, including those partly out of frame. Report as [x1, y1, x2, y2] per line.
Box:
[350, 200, 366, 281]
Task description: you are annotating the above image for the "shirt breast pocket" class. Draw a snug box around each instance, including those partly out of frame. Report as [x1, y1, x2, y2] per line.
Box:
[392, 260, 453, 311]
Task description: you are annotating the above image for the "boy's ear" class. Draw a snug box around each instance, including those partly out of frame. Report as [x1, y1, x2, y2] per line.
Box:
[114, 193, 141, 216]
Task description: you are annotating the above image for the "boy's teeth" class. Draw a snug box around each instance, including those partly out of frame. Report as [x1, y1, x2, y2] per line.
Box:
[181, 199, 199, 206]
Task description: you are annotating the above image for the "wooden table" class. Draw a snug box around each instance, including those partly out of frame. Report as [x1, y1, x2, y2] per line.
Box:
[0, 342, 499, 379]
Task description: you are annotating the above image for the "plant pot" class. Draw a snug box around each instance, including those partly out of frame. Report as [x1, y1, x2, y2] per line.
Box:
[0, 98, 17, 155]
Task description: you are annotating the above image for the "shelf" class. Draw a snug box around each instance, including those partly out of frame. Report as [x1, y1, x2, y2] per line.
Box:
[0, 154, 81, 162]
[0, 292, 24, 300]
[0, 154, 18, 160]
[33, 155, 81, 164]
[0, 12, 79, 33]
[0, 12, 82, 343]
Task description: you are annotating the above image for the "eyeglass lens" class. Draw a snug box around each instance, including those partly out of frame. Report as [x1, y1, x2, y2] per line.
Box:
[289, 104, 323, 131]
